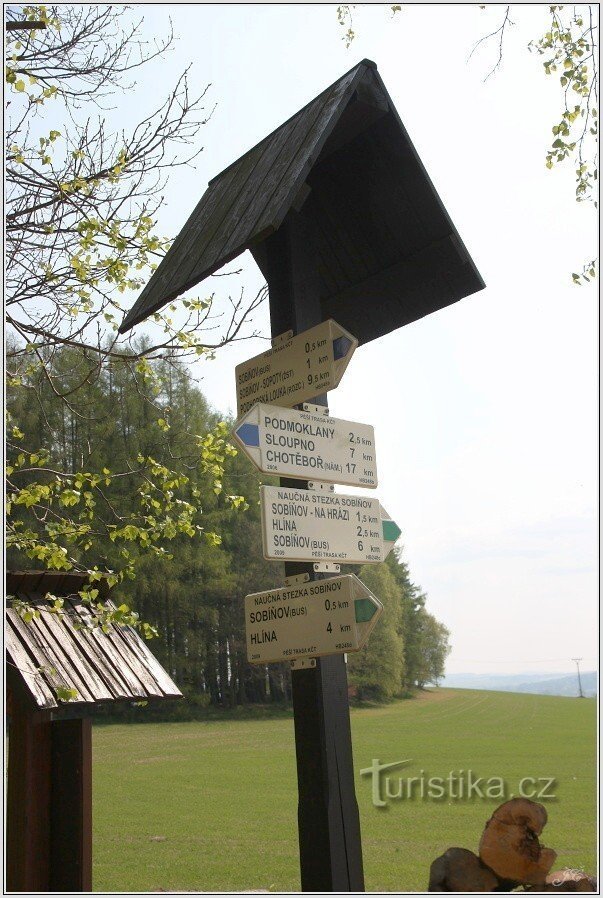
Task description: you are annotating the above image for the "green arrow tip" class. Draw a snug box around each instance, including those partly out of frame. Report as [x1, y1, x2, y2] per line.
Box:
[382, 520, 401, 543]
[355, 598, 377, 623]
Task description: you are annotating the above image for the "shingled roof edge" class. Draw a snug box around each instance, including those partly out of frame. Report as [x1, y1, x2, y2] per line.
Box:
[118, 59, 377, 333]
[207, 59, 377, 188]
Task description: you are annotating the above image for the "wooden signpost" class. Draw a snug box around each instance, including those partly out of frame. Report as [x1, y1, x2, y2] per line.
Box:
[119, 57, 485, 897]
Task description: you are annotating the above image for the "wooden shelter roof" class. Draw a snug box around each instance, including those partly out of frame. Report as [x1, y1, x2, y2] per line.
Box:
[6, 571, 181, 713]
[119, 59, 484, 343]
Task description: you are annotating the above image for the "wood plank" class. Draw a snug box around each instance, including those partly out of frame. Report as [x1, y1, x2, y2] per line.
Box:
[36, 570, 69, 597]
[316, 129, 418, 272]
[6, 706, 52, 890]
[120, 60, 367, 332]
[49, 718, 92, 891]
[6, 571, 27, 594]
[316, 77, 389, 163]
[166, 139, 269, 298]
[99, 621, 165, 698]
[312, 167, 380, 280]
[325, 235, 462, 341]
[19, 595, 96, 703]
[143, 170, 234, 288]
[214, 89, 334, 267]
[363, 125, 432, 250]
[355, 73, 390, 112]
[22, 571, 47, 594]
[7, 609, 88, 703]
[5, 620, 57, 709]
[188, 70, 361, 295]
[58, 605, 131, 700]
[120, 58, 484, 335]
[66, 599, 148, 698]
[315, 245, 340, 297]
[252, 66, 362, 239]
[307, 186, 370, 286]
[370, 111, 452, 242]
[120, 164, 241, 330]
[112, 623, 181, 697]
[7, 569, 91, 598]
[36, 608, 114, 702]
[306, 199, 351, 293]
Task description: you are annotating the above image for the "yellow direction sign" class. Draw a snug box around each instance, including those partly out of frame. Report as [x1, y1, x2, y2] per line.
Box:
[235, 319, 357, 417]
[245, 574, 383, 665]
[232, 403, 377, 488]
[260, 485, 401, 564]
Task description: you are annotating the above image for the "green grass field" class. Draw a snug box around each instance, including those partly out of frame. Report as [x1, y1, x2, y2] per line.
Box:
[92, 688, 596, 892]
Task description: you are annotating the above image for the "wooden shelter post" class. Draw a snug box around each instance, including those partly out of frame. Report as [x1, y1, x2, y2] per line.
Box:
[253, 209, 365, 892]
[49, 718, 93, 891]
[6, 570, 182, 890]
[6, 703, 52, 891]
[6, 704, 92, 891]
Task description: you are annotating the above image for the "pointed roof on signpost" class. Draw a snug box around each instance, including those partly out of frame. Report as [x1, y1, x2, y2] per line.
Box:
[120, 59, 484, 343]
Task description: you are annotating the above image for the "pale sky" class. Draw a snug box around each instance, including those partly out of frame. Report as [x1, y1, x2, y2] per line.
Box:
[118, 4, 598, 675]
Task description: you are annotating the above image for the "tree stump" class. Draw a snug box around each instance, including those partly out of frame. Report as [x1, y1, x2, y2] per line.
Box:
[428, 847, 501, 892]
[478, 798, 557, 886]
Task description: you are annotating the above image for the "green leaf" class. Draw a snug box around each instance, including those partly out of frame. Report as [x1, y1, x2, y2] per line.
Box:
[14, 79, 25, 92]
[56, 686, 78, 702]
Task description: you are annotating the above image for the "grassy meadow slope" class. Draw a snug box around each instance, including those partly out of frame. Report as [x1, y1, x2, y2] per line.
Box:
[92, 688, 596, 892]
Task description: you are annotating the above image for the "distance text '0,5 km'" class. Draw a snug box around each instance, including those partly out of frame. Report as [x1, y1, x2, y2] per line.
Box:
[235, 319, 357, 417]
[245, 574, 383, 665]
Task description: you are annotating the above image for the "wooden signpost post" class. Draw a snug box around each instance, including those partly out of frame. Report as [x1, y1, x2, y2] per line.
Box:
[119, 58, 485, 895]
[234, 289, 400, 892]
[260, 213, 368, 892]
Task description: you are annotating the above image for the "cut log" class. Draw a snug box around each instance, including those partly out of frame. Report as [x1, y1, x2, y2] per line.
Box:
[428, 847, 501, 892]
[478, 798, 557, 886]
[543, 870, 597, 892]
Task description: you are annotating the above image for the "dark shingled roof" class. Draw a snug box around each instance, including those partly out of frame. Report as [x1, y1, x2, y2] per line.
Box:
[120, 59, 484, 343]
[6, 571, 181, 713]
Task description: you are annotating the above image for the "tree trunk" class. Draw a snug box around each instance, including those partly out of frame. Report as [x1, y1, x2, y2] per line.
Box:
[428, 848, 501, 892]
[478, 798, 557, 886]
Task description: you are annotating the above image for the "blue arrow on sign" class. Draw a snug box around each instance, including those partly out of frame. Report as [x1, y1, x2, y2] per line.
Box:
[332, 335, 354, 361]
[236, 423, 260, 447]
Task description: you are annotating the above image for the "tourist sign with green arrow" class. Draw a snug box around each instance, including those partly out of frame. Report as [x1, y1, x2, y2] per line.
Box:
[260, 484, 401, 564]
[245, 573, 383, 664]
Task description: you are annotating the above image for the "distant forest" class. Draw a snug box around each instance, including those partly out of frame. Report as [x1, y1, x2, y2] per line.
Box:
[7, 347, 450, 709]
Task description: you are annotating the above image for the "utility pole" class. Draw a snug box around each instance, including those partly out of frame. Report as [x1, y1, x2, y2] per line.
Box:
[571, 658, 584, 698]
